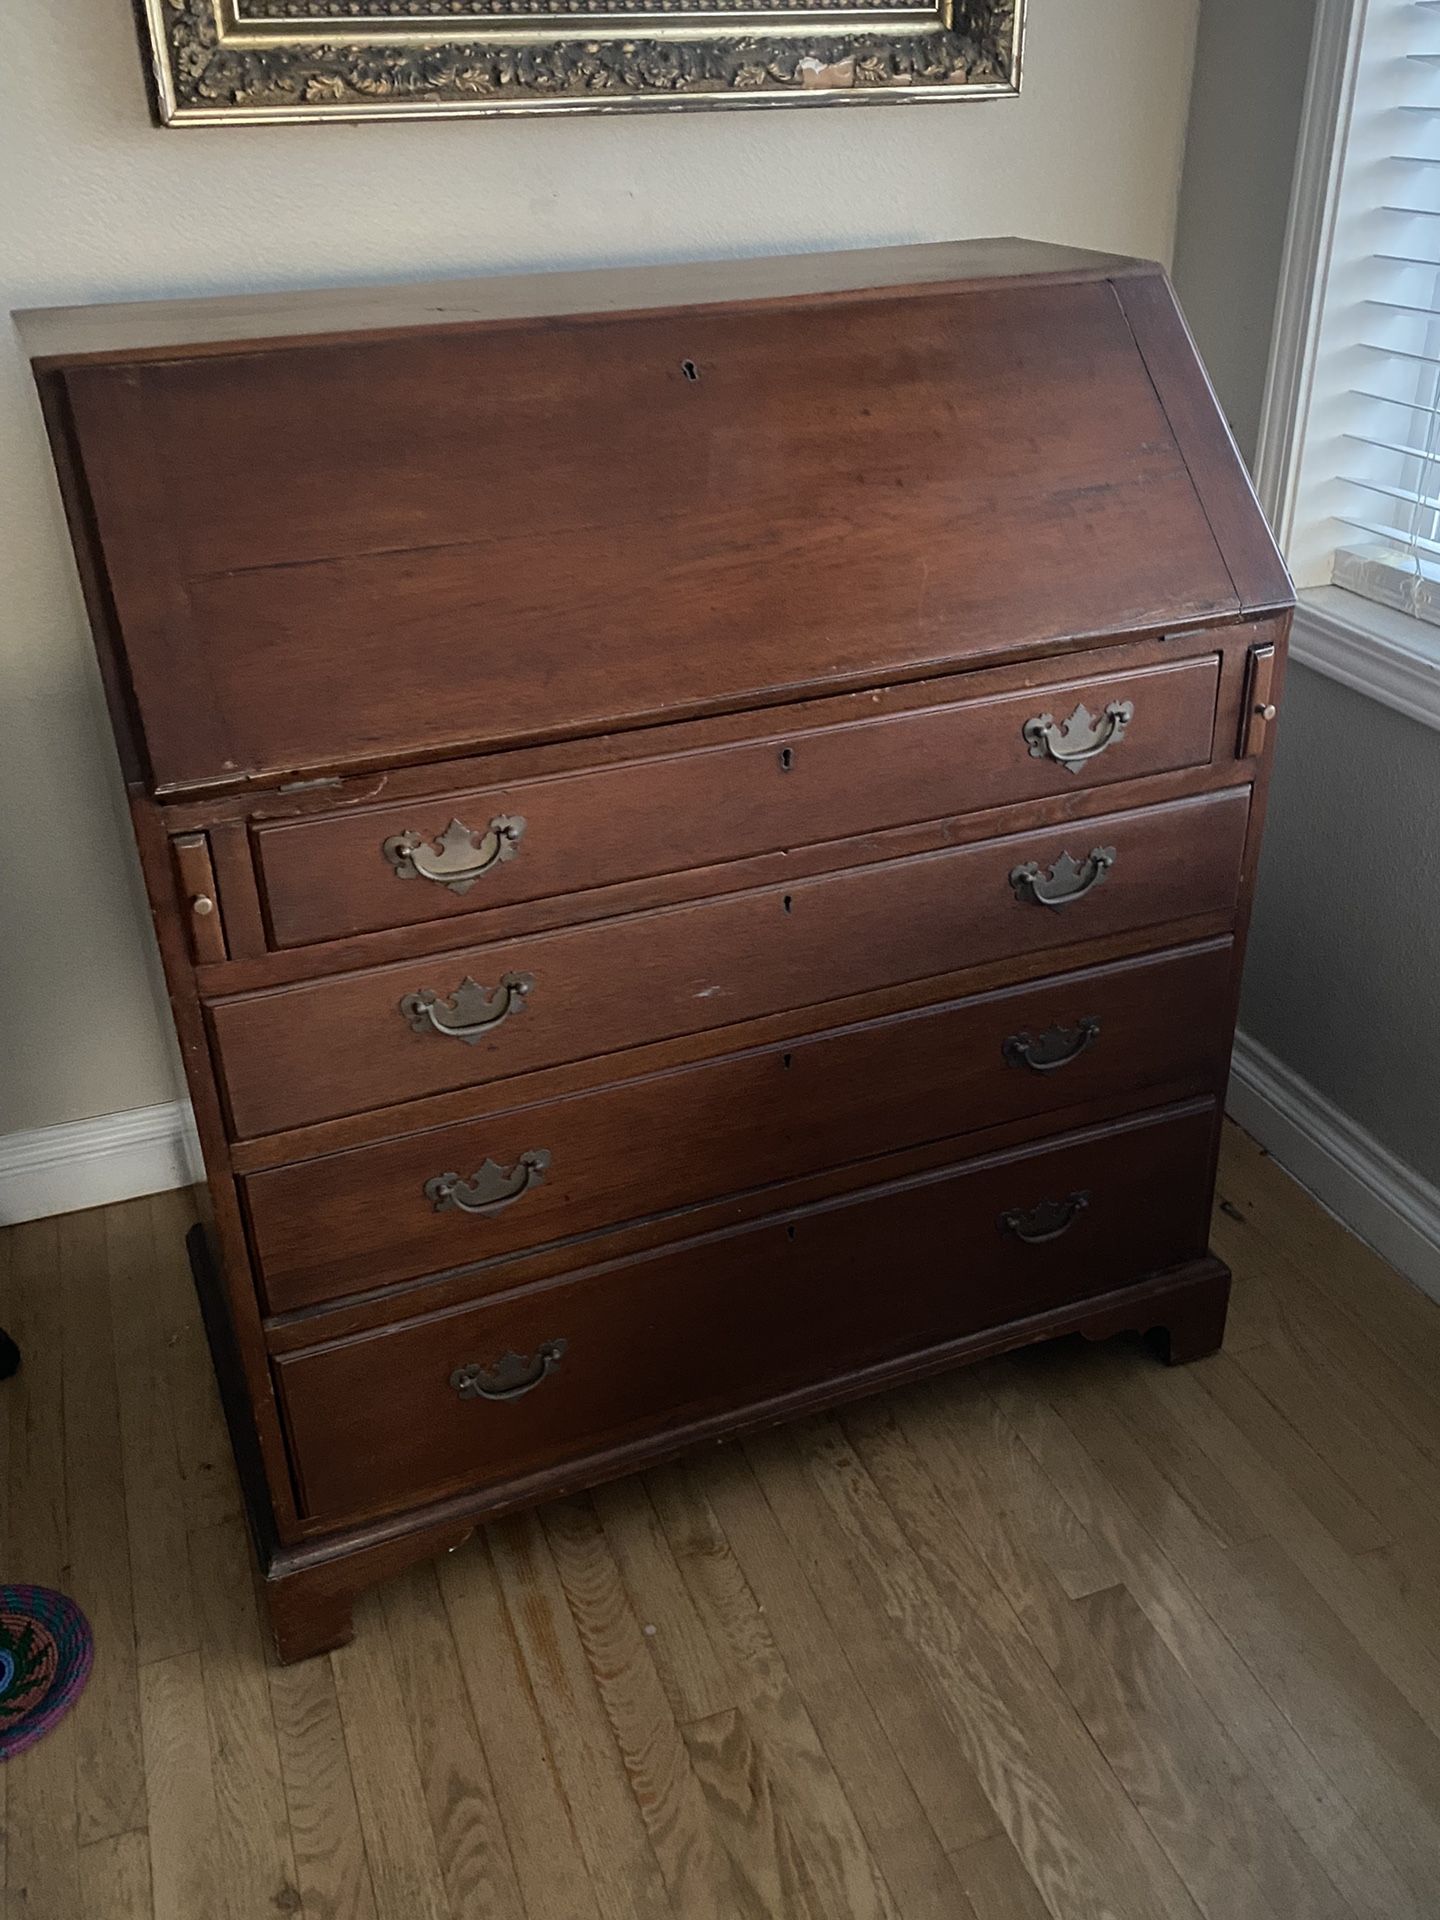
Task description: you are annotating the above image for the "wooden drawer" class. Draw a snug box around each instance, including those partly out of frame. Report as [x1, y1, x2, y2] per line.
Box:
[252, 654, 1221, 948]
[211, 787, 1250, 1138]
[274, 1102, 1217, 1526]
[243, 941, 1234, 1314]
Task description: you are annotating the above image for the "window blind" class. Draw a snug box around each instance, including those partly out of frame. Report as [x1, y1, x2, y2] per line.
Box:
[1332, 0, 1440, 625]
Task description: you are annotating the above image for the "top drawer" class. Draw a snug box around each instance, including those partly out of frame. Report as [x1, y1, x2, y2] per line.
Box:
[253, 654, 1221, 949]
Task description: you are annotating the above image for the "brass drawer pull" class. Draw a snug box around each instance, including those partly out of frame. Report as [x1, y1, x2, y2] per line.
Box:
[451, 1339, 567, 1402]
[1009, 846, 1115, 910]
[1002, 1017, 1101, 1074]
[1000, 1190, 1091, 1244]
[426, 1149, 552, 1216]
[383, 814, 526, 895]
[1023, 699, 1134, 774]
[400, 971, 534, 1044]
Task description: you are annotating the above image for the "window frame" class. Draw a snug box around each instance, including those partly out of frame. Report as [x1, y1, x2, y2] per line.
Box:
[1256, 0, 1440, 731]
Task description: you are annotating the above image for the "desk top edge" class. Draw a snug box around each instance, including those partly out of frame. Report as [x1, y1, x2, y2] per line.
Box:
[16, 236, 1157, 366]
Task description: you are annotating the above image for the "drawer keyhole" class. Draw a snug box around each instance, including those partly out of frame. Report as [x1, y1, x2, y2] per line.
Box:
[779, 746, 794, 771]
[782, 894, 793, 914]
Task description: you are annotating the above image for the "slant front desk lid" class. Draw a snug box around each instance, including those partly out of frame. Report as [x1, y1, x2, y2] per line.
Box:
[24, 239, 1290, 796]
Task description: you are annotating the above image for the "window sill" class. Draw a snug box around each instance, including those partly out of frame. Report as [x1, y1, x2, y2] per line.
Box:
[1290, 586, 1440, 736]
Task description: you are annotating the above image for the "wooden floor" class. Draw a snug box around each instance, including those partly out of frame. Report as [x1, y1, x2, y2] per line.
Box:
[5, 1122, 1440, 1919]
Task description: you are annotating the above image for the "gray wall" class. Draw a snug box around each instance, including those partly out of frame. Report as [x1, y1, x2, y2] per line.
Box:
[1242, 674, 1440, 1182]
[1173, 0, 1319, 463]
[1175, 0, 1440, 1188]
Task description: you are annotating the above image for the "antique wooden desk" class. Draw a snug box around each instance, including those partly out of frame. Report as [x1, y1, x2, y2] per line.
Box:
[24, 239, 1291, 1661]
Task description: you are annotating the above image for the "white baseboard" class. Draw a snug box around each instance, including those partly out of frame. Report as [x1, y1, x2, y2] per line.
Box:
[1227, 1032, 1440, 1306]
[0, 1101, 202, 1226]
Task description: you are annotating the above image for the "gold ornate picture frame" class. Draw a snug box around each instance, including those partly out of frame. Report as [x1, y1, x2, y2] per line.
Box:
[138, 0, 1022, 122]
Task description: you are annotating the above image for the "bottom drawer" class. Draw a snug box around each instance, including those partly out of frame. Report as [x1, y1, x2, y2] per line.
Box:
[276, 1101, 1216, 1526]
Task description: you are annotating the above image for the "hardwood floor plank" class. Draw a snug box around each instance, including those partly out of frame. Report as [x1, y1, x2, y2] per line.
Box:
[1217, 1132, 1440, 1421]
[3, 1216, 82, 1920]
[949, 1832, 1054, 1920]
[950, 1368, 1127, 1599]
[649, 1461, 900, 1920]
[140, 1651, 222, 1920]
[379, 1562, 526, 1920]
[190, 1518, 302, 1919]
[269, 1651, 379, 1920]
[706, 1443, 979, 1920]
[108, 1198, 200, 1667]
[1205, 1202, 1275, 1354]
[986, 1360, 1428, 1920]
[542, 1496, 755, 1920]
[439, 1536, 603, 1920]
[1195, 1349, 1390, 1557]
[1035, 1349, 1440, 1910]
[590, 1477, 733, 1725]
[679, 1703, 832, 1919]
[77, 1831, 155, 1920]
[1142, 1361, 1440, 1742]
[486, 1511, 676, 1920]
[1213, 1201, 1440, 1474]
[1075, 1581, 1360, 1920]
[738, 1428, 1002, 1858]
[825, 1405, 1203, 1920]
[888, 1381, 1356, 1920]
[60, 1206, 147, 1846]
[1357, 1527, 1440, 1650]
[329, 1592, 451, 1920]
[4, 1217, 65, 1585]
[1235, 1334, 1438, 1540]
[3, 1717, 83, 1920]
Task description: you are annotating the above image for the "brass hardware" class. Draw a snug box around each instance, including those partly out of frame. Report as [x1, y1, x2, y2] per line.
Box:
[427, 1149, 552, 1216]
[383, 815, 526, 895]
[1009, 846, 1116, 910]
[1240, 642, 1279, 757]
[1022, 699, 1134, 774]
[1002, 1017, 1101, 1074]
[451, 1339, 567, 1403]
[400, 972, 534, 1044]
[1000, 1190, 1091, 1244]
[137, 0, 1023, 125]
[192, 894, 215, 917]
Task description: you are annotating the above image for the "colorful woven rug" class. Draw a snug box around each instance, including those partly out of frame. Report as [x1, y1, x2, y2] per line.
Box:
[0, 1586, 94, 1761]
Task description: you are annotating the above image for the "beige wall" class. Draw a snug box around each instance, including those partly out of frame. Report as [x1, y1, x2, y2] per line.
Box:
[2, 0, 1200, 1136]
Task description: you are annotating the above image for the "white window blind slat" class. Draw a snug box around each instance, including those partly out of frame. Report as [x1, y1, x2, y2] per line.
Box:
[1346, 430, 1438, 458]
[1321, 0, 1440, 625]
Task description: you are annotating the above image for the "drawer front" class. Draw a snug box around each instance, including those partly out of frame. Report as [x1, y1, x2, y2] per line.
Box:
[253, 655, 1221, 949]
[244, 941, 1234, 1314]
[212, 787, 1250, 1137]
[274, 1103, 1217, 1526]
